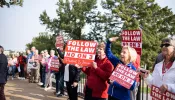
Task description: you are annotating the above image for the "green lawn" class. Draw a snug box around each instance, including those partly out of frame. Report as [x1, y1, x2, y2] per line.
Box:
[141, 87, 151, 93]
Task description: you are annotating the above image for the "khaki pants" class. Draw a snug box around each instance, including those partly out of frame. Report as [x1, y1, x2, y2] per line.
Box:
[45, 70, 53, 88]
[29, 69, 38, 82]
[36, 63, 40, 82]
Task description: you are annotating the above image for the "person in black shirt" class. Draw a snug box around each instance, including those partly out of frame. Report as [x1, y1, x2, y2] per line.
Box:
[56, 47, 81, 100]
[0, 45, 8, 100]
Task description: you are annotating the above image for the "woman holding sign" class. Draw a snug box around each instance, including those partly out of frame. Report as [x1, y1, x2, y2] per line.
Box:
[106, 37, 137, 100]
[140, 38, 175, 94]
[75, 42, 114, 100]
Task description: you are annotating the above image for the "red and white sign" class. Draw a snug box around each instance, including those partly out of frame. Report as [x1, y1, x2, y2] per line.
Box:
[63, 40, 97, 66]
[121, 30, 142, 55]
[34, 55, 42, 61]
[109, 64, 139, 89]
[50, 58, 60, 72]
[56, 35, 64, 51]
[151, 85, 175, 100]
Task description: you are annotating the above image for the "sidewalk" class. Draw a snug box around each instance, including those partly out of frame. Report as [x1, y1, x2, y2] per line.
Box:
[5, 78, 82, 100]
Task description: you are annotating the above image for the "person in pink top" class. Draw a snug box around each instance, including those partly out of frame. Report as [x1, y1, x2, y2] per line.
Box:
[44, 50, 57, 91]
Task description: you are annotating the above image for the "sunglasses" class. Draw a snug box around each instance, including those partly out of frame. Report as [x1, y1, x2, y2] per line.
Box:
[160, 44, 171, 48]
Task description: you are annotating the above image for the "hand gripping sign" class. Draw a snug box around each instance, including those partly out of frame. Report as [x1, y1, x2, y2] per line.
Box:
[109, 64, 139, 89]
[63, 40, 97, 67]
[50, 58, 60, 72]
[151, 85, 175, 100]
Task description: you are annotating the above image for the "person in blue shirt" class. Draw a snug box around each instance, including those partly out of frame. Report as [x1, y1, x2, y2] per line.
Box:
[106, 37, 137, 100]
[26, 49, 33, 63]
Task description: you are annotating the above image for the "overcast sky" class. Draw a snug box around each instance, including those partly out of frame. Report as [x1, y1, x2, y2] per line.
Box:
[0, 0, 175, 51]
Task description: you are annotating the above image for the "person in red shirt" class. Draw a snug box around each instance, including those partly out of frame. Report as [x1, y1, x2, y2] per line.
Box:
[17, 52, 26, 80]
[75, 42, 114, 100]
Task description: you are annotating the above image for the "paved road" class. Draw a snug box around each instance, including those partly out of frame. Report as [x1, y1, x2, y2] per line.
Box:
[5, 78, 82, 100]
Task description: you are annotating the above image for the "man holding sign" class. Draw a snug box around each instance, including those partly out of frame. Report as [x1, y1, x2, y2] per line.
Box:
[106, 37, 138, 100]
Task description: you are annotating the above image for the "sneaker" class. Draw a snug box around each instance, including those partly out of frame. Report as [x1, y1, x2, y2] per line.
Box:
[44, 88, 48, 91]
[18, 77, 21, 79]
[44, 87, 52, 91]
[56, 93, 65, 97]
[38, 82, 43, 86]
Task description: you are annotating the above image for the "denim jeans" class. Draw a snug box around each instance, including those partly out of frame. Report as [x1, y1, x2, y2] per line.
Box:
[42, 66, 46, 86]
[8, 65, 16, 78]
[55, 72, 64, 94]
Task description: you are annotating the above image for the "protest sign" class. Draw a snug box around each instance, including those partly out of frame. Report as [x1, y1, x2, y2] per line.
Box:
[121, 30, 142, 55]
[50, 58, 60, 72]
[109, 64, 139, 89]
[151, 85, 175, 100]
[56, 35, 64, 51]
[34, 55, 42, 61]
[63, 40, 97, 66]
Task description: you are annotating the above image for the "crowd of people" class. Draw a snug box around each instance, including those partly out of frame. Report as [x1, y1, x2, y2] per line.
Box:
[0, 36, 175, 100]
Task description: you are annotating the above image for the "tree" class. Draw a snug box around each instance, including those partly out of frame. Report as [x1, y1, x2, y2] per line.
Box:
[40, 0, 97, 40]
[85, 10, 122, 41]
[0, 0, 23, 8]
[102, 0, 175, 68]
[26, 32, 55, 52]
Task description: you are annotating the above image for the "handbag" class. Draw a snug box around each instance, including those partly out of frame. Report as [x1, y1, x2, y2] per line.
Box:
[17, 66, 21, 72]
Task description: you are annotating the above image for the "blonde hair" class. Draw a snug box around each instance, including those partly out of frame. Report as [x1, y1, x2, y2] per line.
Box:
[98, 42, 105, 50]
[123, 46, 137, 63]
[35, 50, 39, 54]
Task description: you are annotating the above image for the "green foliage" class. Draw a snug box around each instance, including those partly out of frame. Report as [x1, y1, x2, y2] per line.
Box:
[26, 32, 55, 53]
[37, 0, 175, 69]
[102, 0, 175, 69]
[0, 0, 23, 8]
[40, 0, 97, 40]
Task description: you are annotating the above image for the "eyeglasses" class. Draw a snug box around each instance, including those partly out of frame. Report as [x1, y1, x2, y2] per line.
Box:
[160, 44, 171, 48]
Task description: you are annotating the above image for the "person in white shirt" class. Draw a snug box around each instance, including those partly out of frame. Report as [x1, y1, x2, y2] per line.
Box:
[141, 38, 175, 94]
[8, 54, 17, 80]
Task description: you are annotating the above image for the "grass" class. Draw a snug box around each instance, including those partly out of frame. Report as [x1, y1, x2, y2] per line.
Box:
[141, 86, 151, 93]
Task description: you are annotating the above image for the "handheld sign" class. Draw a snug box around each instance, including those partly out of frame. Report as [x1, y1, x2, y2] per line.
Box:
[56, 35, 64, 51]
[109, 64, 139, 89]
[121, 30, 142, 55]
[63, 40, 97, 66]
[34, 55, 42, 62]
[50, 58, 60, 72]
[151, 85, 175, 100]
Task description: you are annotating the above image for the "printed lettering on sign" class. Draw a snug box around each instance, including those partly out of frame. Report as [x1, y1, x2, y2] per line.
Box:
[109, 64, 138, 89]
[50, 58, 60, 72]
[64, 40, 97, 66]
[121, 30, 142, 55]
[151, 85, 175, 100]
